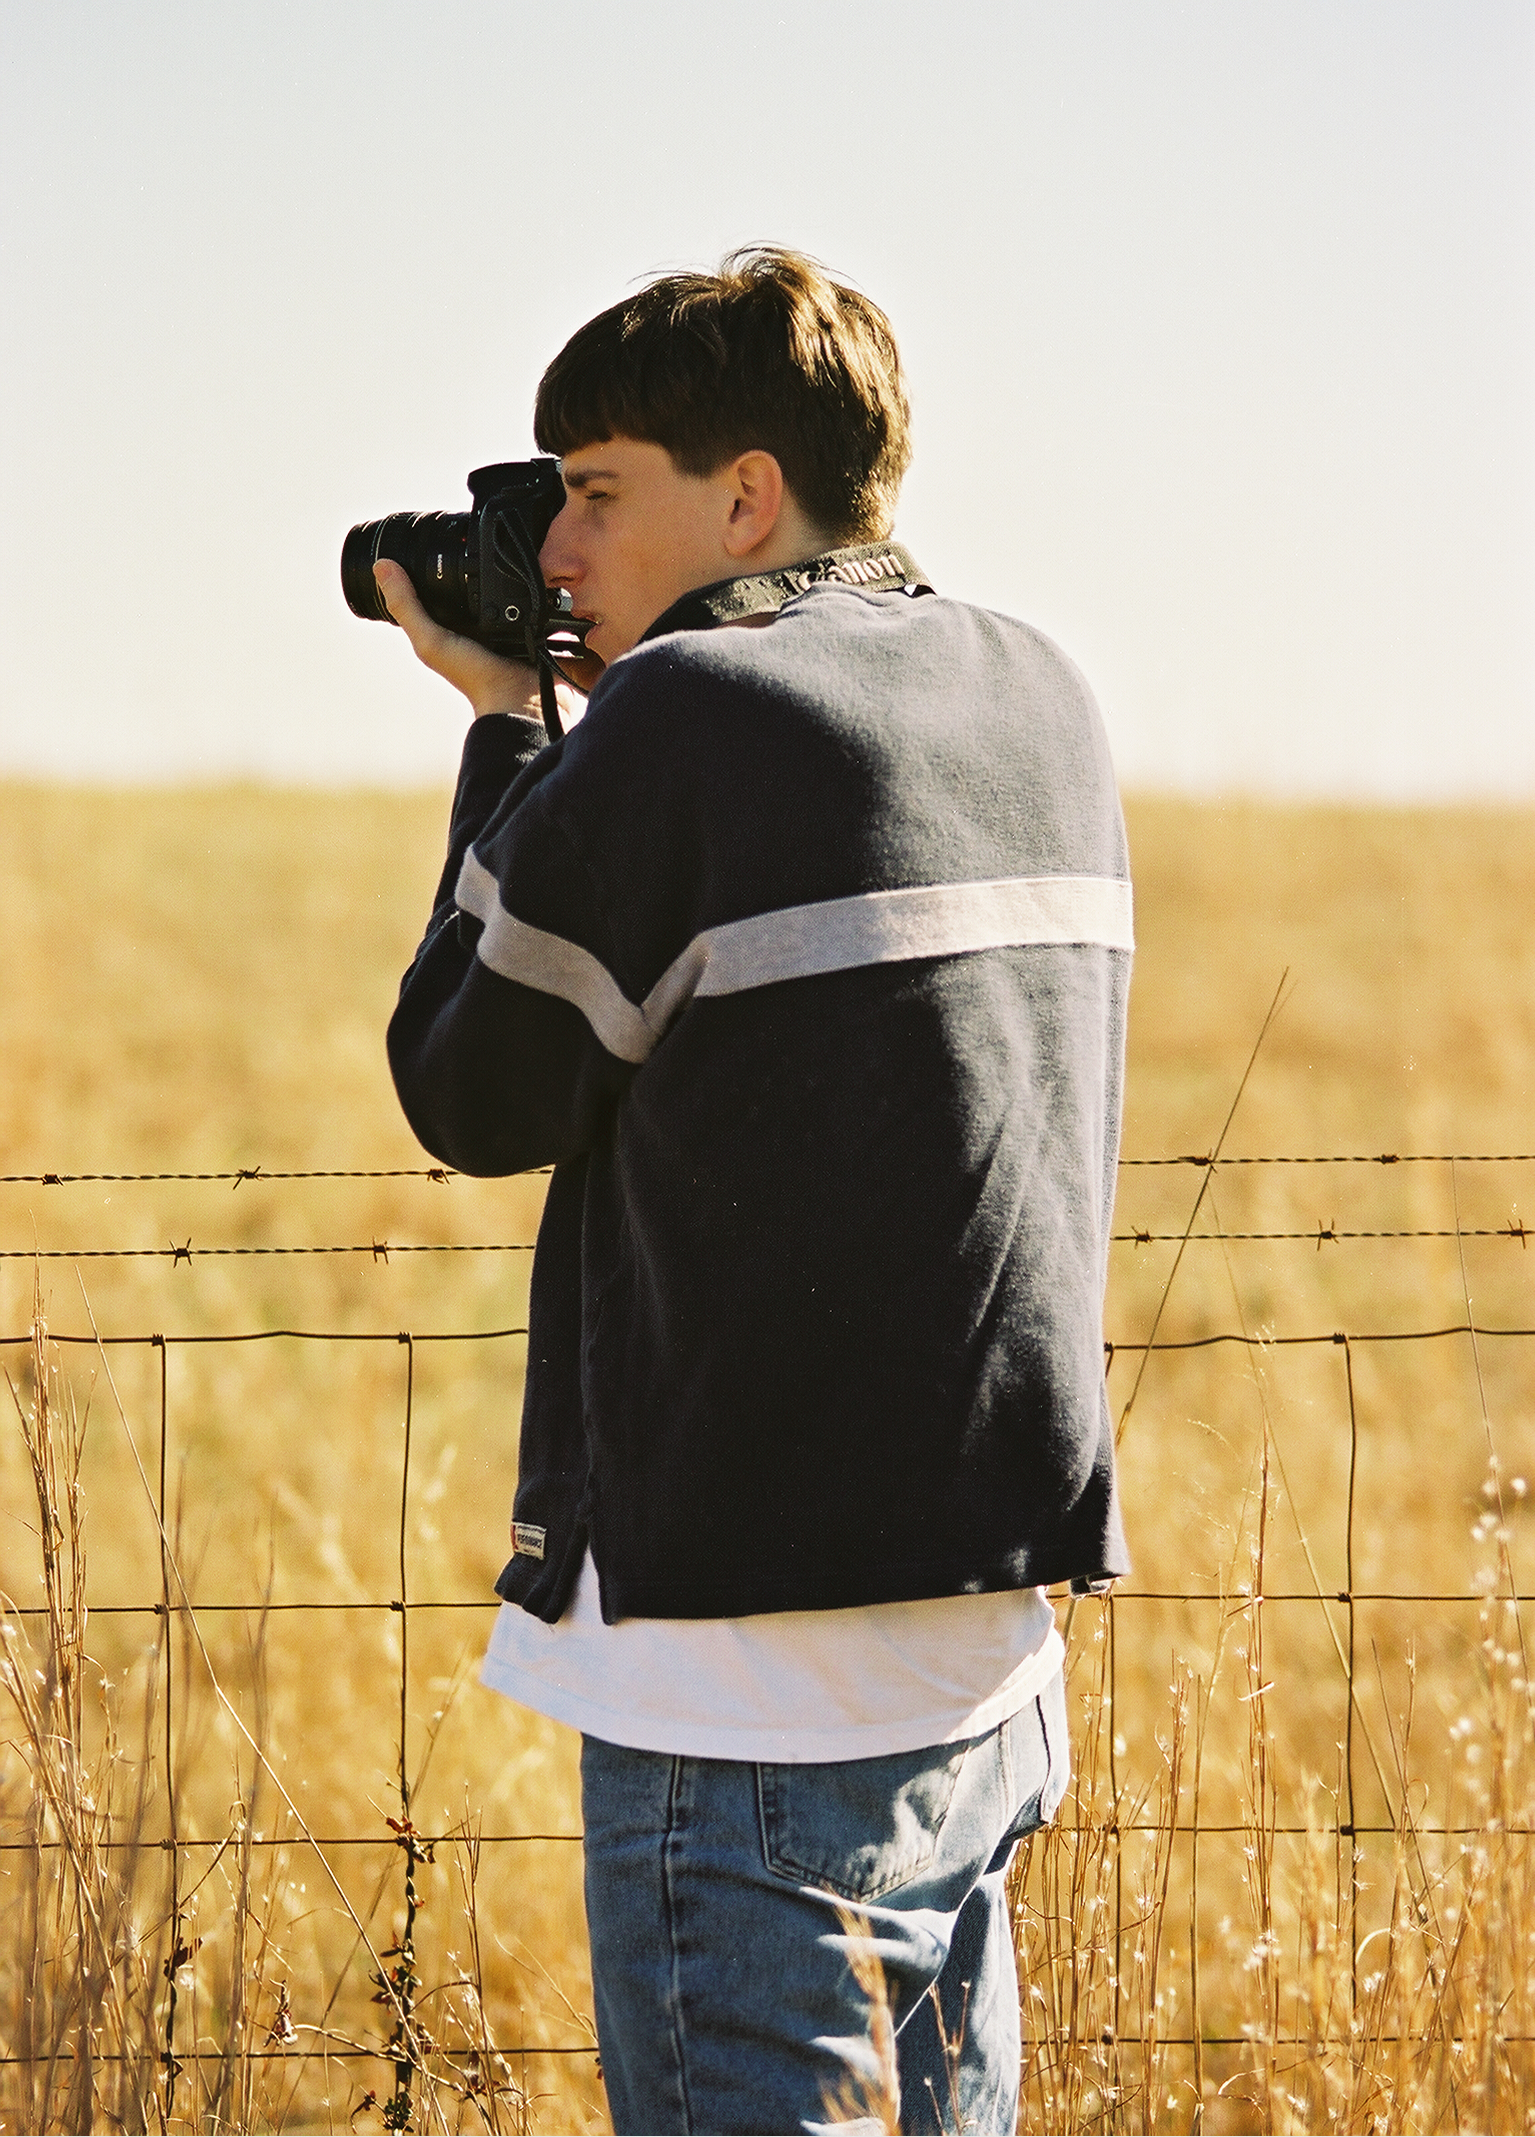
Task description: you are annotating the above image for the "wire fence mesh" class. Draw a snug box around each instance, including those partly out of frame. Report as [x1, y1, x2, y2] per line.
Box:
[3, 1150, 1534, 2132]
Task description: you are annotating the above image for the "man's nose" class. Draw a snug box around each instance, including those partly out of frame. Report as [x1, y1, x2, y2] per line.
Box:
[539, 504, 578, 586]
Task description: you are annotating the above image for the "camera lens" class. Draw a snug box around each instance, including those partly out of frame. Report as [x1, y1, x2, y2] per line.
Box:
[340, 511, 476, 631]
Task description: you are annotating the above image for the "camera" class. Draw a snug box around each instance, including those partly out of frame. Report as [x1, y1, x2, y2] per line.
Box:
[341, 459, 586, 737]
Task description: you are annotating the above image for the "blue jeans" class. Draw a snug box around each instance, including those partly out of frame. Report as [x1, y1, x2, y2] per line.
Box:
[579, 1671, 1068, 2136]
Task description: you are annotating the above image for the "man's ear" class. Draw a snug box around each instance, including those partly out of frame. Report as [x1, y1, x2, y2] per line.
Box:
[720, 450, 785, 560]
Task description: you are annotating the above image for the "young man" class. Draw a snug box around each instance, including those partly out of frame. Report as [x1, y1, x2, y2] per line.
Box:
[378, 248, 1131, 2136]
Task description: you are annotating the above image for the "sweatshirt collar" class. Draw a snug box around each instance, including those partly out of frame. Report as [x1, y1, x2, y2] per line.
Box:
[641, 541, 933, 644]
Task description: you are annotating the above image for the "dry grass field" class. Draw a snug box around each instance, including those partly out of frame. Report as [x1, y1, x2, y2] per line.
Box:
[3, 781, 1534, 2134]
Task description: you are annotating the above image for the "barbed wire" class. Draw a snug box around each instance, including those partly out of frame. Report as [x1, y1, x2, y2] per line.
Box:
[6, 1224, 1533, 1263]
[2, 1167, 458, 1185]
[6, 1150, 1535, 1186]
[0, 1241, 535, 1261]
[1120, 1151, 1535, 1166]
[1117, 1222, 1533, 1244]
[0, 1165, 548, 1184]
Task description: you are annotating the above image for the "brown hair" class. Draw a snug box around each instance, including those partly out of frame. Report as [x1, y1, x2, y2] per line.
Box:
[533, 246, 912, 544]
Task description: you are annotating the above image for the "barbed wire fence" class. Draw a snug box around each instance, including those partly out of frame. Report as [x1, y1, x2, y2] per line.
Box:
[3, 1150, 1534, 2131]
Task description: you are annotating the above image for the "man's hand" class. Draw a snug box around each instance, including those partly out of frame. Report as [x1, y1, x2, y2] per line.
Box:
[373, 558, 543, 720]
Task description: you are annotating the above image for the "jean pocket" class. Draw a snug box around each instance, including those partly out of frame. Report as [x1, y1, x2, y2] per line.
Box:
[757, 1742, 969, 1901]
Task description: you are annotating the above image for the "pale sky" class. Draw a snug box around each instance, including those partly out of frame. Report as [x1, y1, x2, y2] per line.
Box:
[1, 1, 1531, 796]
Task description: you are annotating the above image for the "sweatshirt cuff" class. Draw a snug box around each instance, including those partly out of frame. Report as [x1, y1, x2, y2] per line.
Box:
[445, 713, 550, 853]
[460, 709, 549, 784]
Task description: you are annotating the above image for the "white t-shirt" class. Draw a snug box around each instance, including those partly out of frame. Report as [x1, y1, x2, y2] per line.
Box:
[480, 1550, 1063, 1763]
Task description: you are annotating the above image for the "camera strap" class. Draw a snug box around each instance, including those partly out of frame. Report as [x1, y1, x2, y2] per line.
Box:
[642, 542, 933, 641]
[537, 657, 562, 744]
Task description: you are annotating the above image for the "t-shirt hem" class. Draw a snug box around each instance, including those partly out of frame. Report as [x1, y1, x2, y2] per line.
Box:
[477, 1626, 1066, 1765]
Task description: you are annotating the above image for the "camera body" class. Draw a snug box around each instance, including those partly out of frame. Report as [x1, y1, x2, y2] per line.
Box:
[341, 458, 584, 679]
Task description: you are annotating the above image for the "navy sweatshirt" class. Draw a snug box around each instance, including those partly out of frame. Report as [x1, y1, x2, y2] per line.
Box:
[388, 558, 1132, 1622]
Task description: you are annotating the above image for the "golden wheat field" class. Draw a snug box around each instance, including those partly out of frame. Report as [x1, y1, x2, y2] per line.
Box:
[3, 781, 1535, 2135]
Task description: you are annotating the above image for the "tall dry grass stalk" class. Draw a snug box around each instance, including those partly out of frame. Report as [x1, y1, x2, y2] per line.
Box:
[818, 1904, 901, 2134]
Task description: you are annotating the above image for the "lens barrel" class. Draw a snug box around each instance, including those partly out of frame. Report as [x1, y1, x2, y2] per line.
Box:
[340, 511, 476, 632]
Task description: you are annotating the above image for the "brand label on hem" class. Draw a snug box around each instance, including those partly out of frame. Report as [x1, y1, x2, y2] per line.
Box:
[512, 1522, 547, 1562]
